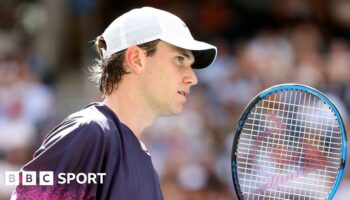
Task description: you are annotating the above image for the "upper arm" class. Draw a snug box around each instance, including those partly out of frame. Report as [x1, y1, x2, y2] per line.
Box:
[12, 121, 111, 200]
[25, 120, 110, 173]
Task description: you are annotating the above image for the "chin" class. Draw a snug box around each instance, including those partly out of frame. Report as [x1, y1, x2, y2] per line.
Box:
[173, 108, 183, 115]
[161, 106, 184, 117]
[174, 104, 185, 114]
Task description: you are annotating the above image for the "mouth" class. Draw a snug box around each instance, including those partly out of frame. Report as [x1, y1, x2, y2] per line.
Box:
[177, 91, 189, 97]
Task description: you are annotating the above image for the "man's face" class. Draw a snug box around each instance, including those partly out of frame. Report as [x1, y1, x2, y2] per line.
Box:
[140, 41, 198, 116]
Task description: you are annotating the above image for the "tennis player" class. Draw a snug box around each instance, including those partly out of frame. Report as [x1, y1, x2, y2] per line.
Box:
[11, 7, 217, 200]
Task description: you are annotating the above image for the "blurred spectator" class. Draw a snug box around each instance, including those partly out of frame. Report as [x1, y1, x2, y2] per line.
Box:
[326, 38, 350, 84]
[1, 0, 350, 199]
[240, 27, 294, 85]
[0, 18, 54, 199]
[289, 23, 326, 87]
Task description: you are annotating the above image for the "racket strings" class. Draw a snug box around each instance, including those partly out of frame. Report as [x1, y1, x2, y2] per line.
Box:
[236, 90, 342, 200]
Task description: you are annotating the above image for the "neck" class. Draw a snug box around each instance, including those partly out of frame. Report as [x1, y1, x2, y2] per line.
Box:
[103, 83, 156, 139]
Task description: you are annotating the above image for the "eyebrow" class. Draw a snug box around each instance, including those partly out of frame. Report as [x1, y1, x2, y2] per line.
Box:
[168, 44, 191, 58]
[179, 50, 191, 59]
[166, 42, 195, 64]
[176, 48, 195, 62]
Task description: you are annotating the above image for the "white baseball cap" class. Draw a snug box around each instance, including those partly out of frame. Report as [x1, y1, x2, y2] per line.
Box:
[101, 7, 217, 69]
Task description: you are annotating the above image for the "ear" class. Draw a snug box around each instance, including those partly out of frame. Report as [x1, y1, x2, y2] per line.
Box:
[124, 46, 145, 74]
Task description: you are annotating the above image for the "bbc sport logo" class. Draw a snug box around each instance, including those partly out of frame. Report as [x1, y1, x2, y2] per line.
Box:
[5, 171, 106, 186]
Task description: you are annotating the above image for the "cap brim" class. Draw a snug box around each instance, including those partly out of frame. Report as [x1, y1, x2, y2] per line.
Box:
[191, 48, 217, 69]
[160, 37, 217, 69]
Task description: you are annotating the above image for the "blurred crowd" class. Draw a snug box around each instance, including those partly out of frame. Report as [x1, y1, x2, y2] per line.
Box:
[0, 0, 349, 199]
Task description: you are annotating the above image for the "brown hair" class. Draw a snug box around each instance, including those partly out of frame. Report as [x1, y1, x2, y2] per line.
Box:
[90, 36, 159, 95]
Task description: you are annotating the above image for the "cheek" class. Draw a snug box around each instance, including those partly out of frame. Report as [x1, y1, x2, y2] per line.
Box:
[144, 57, 182, 93]
[144, 69, 168, 96]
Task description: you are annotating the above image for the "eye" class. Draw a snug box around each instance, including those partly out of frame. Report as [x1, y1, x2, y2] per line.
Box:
[176, 56, 185, 64]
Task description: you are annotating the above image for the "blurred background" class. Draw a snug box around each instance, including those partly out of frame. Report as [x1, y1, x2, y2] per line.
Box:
[0, 0, 349, 199]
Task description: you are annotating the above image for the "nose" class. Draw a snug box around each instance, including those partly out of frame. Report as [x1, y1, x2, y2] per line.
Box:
[183, 67, 198, 86]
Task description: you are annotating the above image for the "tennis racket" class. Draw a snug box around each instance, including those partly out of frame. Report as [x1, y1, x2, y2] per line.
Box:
[231, 84, 347, 200]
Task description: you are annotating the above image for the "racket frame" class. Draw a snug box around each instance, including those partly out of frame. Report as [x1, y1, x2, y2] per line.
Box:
[231, 83, 347, 200]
